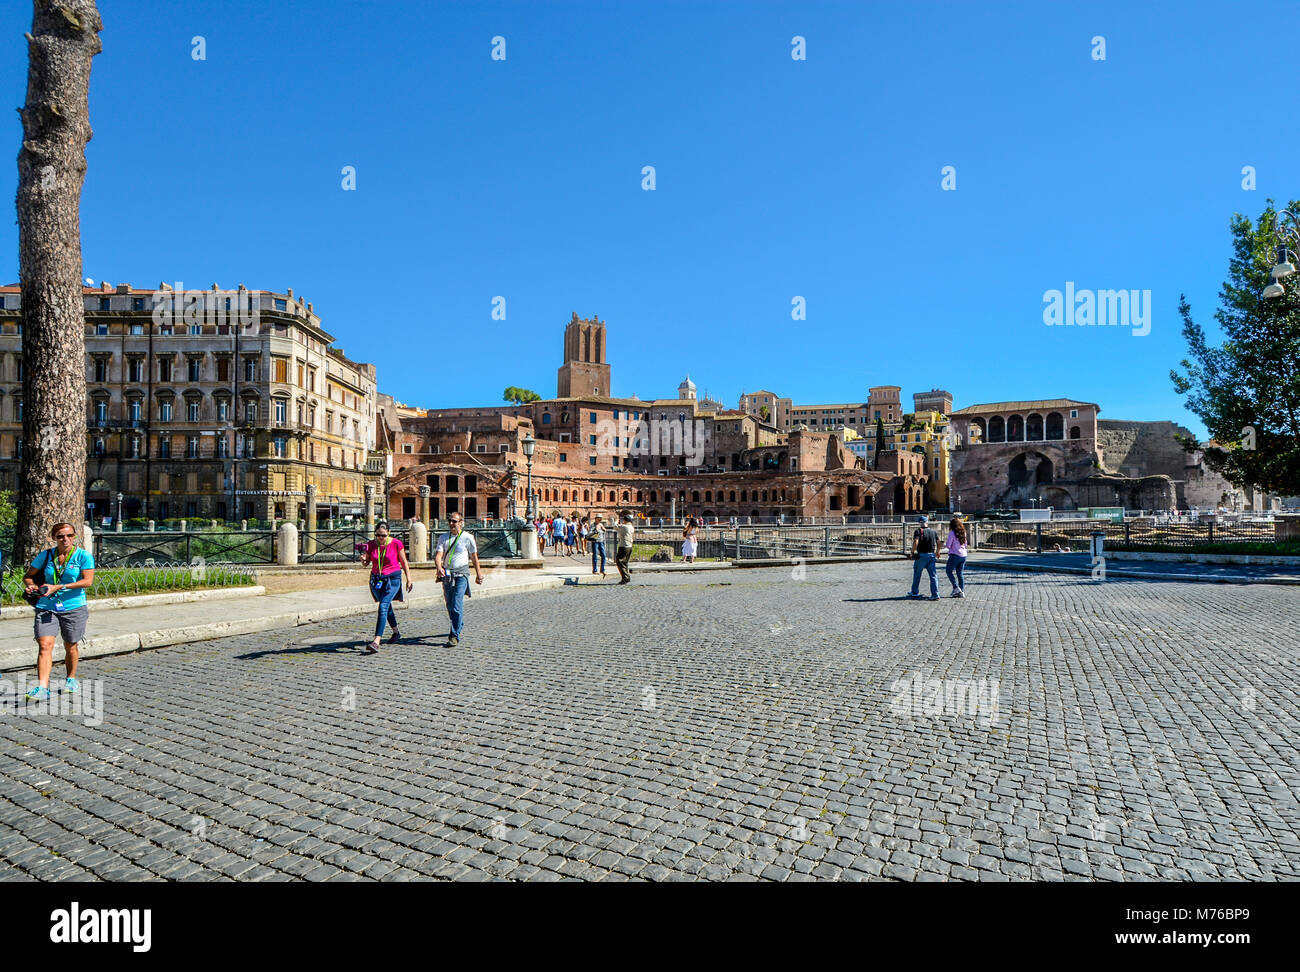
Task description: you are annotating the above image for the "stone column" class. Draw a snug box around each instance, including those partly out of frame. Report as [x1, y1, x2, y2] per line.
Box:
[409, 520, 428, 563]
[304, 484, 317, 556]
[520, 527, 538, 560]
[364, 484, 376, 535]
[277, 521, 299, 565]
[419, 485, 431, 534]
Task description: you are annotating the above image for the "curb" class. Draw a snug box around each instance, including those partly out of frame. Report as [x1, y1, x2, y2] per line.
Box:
[968, 560, 1300, 586]
[0, 576, 567, 673]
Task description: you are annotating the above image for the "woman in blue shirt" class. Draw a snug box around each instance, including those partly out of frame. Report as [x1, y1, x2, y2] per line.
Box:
[22, 522, 95, 701]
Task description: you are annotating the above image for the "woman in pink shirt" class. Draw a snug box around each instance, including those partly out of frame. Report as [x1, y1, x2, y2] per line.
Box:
[943, 516, 968, 598]
[357, 521, 412, 652]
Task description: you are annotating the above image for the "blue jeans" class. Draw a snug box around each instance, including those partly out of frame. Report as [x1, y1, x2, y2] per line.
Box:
[372, 573, 401, 637]
[442, 573, 468, 638]
[946, 555, 966, 592]
[910, 553, 938, 597]
[591, 540, 606, 572]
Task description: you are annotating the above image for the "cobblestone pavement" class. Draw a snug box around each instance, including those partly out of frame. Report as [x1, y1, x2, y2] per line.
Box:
[1, 563, 1296, 882]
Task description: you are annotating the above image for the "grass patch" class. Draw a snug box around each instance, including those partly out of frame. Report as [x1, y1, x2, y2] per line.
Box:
[1, 563, 257, 607]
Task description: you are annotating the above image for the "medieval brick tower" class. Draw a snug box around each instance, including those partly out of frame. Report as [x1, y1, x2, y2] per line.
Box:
[557, 312, 611, 398]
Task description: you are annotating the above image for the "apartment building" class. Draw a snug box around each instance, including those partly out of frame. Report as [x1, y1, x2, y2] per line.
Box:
[0, 281, 379, 522]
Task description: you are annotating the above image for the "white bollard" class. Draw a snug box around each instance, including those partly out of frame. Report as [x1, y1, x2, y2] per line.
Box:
[82, 523, 95, 559]
[278, 522, 299, 565]
[409, 521, 428, 563]
[147, 519, 155, 532]
[521, 528, 538, 560]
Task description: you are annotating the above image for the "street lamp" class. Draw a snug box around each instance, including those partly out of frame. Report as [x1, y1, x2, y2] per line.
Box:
[116, 491, 123, 524]
[1263, 209, 1299, 299]
[521, 435, 536, 519]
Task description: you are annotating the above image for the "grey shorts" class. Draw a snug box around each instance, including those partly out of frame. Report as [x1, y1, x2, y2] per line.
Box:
[34, 605, 88, 644]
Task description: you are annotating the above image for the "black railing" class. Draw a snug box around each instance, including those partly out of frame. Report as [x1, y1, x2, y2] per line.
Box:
[91, 530, 277, 566]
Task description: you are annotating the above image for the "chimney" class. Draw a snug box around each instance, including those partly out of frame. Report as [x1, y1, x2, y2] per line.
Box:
[158, 282, 173, 291]
[116, 284, 130, 294]
[287, 288, 294, 298]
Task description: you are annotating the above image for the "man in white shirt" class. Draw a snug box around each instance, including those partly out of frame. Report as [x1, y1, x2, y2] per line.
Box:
[434, 513, 483, 646]
[614, 512, 636, 584]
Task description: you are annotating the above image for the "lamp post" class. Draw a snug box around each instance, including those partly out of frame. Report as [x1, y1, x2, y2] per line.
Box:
[1263, 209, 1299, 299]
[116, 491, 123, 531]
[522, 435, 536, 519]
[508, 464, 519, 521]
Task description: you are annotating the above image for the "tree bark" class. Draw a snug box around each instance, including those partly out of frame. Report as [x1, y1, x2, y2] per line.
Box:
[13, 0, 102, 567]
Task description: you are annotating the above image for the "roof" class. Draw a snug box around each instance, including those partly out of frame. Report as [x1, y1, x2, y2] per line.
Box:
[952, 399, 1100, 415]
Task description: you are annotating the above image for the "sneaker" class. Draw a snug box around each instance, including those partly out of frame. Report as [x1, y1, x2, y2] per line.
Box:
[956, 590, 965, 598]
[447, 635, 459, 647]
[26, 685, 50, 702]
[928, 595, 940, 601]
[905, 593, 920, 599]
[950, 591, 961, 598]
[387, 628, 401, 644]
[65, 677, 79, 694]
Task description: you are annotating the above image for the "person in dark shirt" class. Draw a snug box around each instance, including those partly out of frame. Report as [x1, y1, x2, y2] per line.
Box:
[907, 514, 940, 600]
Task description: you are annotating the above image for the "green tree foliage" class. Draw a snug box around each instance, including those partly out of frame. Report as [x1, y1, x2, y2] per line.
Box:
[1171, 201, 1300, 496]
[503, 386, 541, 404]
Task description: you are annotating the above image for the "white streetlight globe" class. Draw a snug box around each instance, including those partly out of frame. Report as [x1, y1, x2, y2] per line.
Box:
[1263, 281, 1286, 299]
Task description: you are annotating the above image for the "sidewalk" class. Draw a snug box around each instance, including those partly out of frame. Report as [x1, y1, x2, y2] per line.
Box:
[968, 551, 1300, 585]
[0, 566, 563, 672]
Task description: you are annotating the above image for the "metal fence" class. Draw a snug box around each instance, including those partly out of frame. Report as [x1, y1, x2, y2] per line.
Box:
[301, 529, 411, 564]
[976, 517, 1282, 552]
[570, 524, 911, 562]
[92, 530, 277, 566]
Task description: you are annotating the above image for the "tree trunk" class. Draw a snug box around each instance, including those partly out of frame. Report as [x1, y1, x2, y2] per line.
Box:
[13, 0, 102, 568]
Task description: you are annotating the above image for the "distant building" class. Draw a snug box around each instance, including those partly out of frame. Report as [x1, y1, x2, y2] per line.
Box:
[913, 388, 953, 416]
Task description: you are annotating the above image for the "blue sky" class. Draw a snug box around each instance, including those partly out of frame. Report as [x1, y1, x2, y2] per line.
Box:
[3, 0, 1296, 437]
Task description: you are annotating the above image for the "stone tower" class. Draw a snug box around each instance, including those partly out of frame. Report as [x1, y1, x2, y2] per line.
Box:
[557, 312, 611, 398]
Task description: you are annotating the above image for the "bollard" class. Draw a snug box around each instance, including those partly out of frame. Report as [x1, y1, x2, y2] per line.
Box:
[179, 519, 187, 533]
[277, 521, 299, 565]
[241, 519, 247, 531]
[147, 519, 155, 532]
[82, 523, 95, 559]
[409, 521, 428, 563]
[823, 526, 831, 558]
[520, 528, 538, 560]
[211, 519, 218, 530]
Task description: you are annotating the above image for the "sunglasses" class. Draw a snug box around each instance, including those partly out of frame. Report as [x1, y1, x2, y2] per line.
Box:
[55, 533, 75, 539]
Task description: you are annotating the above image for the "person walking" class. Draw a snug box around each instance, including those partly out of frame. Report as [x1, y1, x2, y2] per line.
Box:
[434, 513, 483, 646]
[536, 516, 547, 555]
[615, 512, 635, 584]
[22, 522, 95, 701]
[565, 517, 577, 556]
[906, 514, 940, 601]
[551, 513, 566, 557]
[578, 516, 589, 556]
[681, 516, 699, 563]
[589, 514, 608, 578]
[358, 521, 412, 653]
[943, 516, 968, 597]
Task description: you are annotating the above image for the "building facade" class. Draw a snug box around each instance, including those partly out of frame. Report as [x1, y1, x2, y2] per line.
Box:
[0, 282, 380, 523]
[382, 314, 928, 522]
